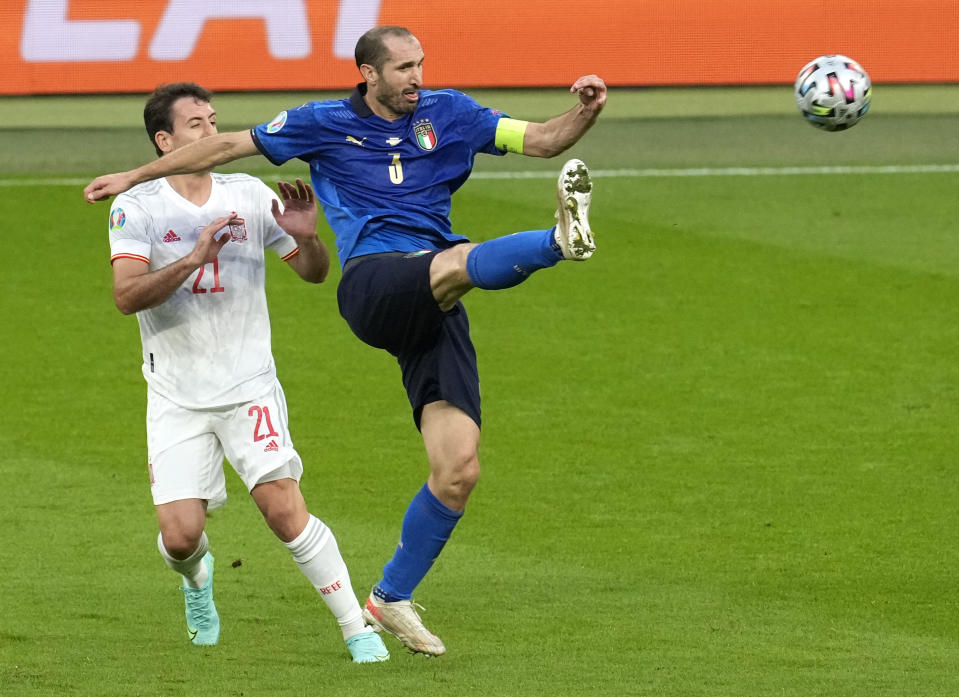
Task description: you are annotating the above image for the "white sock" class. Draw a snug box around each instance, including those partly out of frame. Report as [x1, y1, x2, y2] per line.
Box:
[157, 532, 209, 589]
[285, 515, 368, 640]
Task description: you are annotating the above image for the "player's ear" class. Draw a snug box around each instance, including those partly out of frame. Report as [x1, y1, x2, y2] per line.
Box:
[359, 63, 377, 85]
[155, 130, 173, 155]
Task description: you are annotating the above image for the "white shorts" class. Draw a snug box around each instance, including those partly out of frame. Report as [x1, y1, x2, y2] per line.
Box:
[146, 380, 304, 509]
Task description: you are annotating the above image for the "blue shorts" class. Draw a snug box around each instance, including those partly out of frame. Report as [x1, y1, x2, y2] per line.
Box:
[337, 251, 481, 429]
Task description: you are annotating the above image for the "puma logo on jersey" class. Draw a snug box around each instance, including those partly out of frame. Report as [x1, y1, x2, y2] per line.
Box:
[345, 135, 367, 147]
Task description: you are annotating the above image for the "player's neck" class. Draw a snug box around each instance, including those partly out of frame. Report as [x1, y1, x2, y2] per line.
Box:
[363, 93, 404, 122]
[165, 171, 214, 207]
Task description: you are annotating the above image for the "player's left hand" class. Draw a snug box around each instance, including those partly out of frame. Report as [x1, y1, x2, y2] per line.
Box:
[570, 75, 607, 114]
[272, 178, 319, 240]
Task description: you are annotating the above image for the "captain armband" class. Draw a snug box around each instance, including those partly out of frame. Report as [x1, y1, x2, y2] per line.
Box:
[494, 118, 529, 154]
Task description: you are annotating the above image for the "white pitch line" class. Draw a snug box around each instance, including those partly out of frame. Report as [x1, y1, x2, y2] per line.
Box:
[2, 164, 959, 188]
[0, 177, 91, 187]
[470, 164, 959, 179]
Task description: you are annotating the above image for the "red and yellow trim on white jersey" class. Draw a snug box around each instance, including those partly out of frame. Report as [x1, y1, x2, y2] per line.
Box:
[111, 252, 149, 265]
[281, 248, 301, 262]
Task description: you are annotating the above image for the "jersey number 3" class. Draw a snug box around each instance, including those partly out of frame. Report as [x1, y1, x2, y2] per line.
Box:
[389, 153, 404, 185]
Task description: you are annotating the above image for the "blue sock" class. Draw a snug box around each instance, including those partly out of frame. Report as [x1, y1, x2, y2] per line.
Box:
[465, 228, 562, 290]
[375, 484, 463, 601]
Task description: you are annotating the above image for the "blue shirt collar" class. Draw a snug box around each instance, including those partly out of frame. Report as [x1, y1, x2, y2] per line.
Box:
[350, 83, 374, 118]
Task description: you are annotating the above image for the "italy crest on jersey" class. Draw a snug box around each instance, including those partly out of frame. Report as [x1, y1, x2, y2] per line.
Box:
[413, 119, 437, 151]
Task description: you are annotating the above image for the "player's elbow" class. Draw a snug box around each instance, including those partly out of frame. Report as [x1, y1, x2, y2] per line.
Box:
[304, 263, 329, 284]
[115, 298, 138, 315]
[527, 143, 566, 158]
[522, 124, 569, 158]
[290, 262, 328, 284]
[222, 131, 260, 162]
[113, 288, 143, 315]
[314, 259, 330, 283]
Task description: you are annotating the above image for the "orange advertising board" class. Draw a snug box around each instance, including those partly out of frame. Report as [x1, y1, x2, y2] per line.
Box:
[1, 0, 958, 95]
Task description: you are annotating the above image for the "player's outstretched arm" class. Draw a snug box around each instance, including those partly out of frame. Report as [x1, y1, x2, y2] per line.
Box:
[521, 74, 607, 158]
[84, 131, 260, 203]
[273, 179, 330, 284]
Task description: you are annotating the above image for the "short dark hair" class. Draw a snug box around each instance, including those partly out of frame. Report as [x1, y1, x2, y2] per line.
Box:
[143, 82, 213, 156]
[354, 25, 415, 72]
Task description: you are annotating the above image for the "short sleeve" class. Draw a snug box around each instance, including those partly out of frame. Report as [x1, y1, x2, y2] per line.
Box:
[251, 103, 318, 166]
[108, 195, 152, 264]
[449, 91, 509, 157]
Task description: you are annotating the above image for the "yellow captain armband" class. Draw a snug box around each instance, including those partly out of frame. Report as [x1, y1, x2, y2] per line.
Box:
[495, 118, 529, 154]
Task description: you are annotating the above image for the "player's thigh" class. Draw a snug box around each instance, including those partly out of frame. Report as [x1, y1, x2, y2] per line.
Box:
[217, 381, 304, 493]
[147, 389, 228, 509]
[337, 251, 446, 354]
[399, 304, 481, 429]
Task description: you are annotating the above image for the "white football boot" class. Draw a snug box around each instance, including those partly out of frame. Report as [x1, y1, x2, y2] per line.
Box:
[554, 158, 595, 260]
[363, 594, 446, 656]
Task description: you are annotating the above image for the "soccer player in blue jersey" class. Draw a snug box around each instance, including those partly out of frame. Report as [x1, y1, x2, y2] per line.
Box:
[85, 25, 606, 657]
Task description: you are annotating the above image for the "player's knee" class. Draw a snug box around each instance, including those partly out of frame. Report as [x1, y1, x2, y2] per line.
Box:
[430, 244, 476, 310]
[436, 452, 480, 506]
[160, 527, 204, 560]
[253, 480, 308, 542]
[459, 454, 481, 490]
[264, 506, 303, 542]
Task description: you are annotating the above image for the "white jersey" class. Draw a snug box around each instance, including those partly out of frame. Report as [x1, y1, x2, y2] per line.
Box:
[108, 173, 299, 409]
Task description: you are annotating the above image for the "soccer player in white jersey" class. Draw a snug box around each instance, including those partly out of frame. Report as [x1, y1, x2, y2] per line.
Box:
[106, 83, 388, 663]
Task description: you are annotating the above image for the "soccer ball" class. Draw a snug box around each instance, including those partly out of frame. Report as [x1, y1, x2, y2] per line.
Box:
[794, 55, 871, 131]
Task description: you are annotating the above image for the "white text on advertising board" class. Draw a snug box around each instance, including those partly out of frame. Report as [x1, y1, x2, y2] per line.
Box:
[20, 0, 383, 62]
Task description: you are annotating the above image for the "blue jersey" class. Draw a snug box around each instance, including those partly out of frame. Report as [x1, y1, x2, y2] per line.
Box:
[251, 84, 508, 264]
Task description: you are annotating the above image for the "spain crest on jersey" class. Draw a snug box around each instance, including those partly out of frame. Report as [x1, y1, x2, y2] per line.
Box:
[413, 119, 437, 151]
[228, 217, 248, 243]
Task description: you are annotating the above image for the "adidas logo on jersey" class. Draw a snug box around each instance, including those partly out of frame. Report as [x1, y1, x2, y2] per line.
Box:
[264, 440, 279, 453]
[163, 230, 182, 243]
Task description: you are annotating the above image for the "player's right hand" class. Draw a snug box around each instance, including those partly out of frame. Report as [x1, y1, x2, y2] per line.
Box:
[84, 172, 135, 202]
[190, 214, 237, 266]
[570, 75, 607, 114]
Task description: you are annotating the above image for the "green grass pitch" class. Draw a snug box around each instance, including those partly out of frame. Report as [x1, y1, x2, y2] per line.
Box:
[2, 85, 959, 696]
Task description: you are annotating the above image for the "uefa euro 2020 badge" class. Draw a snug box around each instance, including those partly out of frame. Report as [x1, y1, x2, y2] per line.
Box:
[266, 111, 287, 134]
[109, 207, 126, 231]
